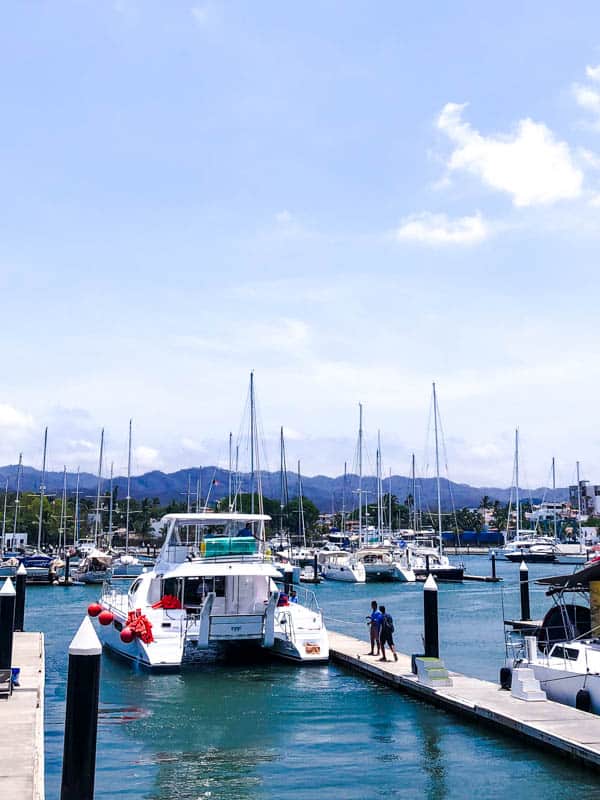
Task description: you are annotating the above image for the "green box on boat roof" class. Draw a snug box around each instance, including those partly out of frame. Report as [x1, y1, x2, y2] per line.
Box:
[201, 537, 257, 557]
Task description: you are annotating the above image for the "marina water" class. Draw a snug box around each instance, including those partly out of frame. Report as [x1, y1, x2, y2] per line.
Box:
[30, 556, 600, 798]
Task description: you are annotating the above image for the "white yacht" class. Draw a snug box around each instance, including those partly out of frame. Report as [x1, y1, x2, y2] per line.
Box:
[90, 512, 329, 668]
[356, 546, 415, 582]
[320, 551, 366, 583]
[73, 548, 113, 584]
[504, 561, 600, 713]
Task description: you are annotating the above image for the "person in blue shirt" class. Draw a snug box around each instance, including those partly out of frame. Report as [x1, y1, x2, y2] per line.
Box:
[367, 600, 383, 656]
[237, 522, 252, 537]
[290, 589, 298, 603]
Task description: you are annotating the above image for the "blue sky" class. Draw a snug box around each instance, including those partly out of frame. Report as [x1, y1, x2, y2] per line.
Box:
[2, 1, 600, 488]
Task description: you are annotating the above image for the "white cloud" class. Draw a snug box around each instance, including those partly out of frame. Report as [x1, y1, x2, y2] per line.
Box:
[586, 65, 600, 82]
[0, 404, 34, 431]
[437, 103, 583, 206]
[134, 446, 159, 471]
[573, 84, 600, 116]
[393, 211, 490, 245]
[191, 4, 211, 26]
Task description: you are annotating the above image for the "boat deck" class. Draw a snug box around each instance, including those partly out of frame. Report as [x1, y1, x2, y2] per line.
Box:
[0, 632, 45, 799]
[329, 630, 600, 771]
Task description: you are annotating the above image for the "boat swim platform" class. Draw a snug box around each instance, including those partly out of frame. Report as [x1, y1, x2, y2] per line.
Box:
[328, 631, 600, 772]
[0, 633, 45, 799]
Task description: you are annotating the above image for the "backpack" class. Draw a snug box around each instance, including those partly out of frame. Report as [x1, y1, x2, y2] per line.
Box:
[382, 613, 394, 634]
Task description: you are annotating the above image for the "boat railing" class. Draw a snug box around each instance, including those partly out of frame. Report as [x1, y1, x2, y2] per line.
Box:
[274, 581, 320, 613]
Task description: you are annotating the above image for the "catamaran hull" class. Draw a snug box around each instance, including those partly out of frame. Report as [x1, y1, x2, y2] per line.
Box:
[414, 566, 464, 581]
[322, 565, 365, 583]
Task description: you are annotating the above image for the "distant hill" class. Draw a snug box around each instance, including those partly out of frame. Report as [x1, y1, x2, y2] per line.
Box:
[0, 464, 569, 512]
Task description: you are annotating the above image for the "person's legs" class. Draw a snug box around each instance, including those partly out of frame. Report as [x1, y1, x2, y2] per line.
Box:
[379, 635, 388, 661]
[369, 626, 377, 654]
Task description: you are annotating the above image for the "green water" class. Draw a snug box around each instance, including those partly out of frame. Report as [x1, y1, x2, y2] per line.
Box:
[28, 556, 600, 798]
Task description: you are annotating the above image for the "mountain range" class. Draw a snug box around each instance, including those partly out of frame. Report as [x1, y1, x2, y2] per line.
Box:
[0, 464, 569, 512]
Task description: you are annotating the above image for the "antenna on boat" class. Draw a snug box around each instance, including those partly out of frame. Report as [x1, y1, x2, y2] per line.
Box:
[126, 419, 132, 556]
[37, 428, 48, 551]
[432, 383, 443, 557]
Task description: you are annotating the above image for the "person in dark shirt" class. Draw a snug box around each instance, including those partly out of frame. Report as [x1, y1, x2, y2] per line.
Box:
[378, 604, 398, 662]
[290, 589, 298, 603]
[367, 600, 383, 656]
[237, 522, 253, 537]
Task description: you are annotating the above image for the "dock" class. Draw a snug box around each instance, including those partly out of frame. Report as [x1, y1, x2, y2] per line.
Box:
[0, 632, 45, 799]
[329, 630, 600, 771]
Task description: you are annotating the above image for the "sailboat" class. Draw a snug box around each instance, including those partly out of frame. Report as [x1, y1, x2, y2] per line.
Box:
[73, 430, 113, 584]
[90, 373, 329, 668]
[500, 431, 557, 563]
[409, 384, 464, 581]
[111, 420, 144, 578]
[321, 404, 366, 583]
[355, 431, 415, 582]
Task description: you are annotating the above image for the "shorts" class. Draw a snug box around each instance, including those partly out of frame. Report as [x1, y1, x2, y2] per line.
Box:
[380, 632, 394, 647]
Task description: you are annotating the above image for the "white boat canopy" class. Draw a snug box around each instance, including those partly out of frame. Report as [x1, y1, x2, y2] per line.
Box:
[165, 561, 282, 579]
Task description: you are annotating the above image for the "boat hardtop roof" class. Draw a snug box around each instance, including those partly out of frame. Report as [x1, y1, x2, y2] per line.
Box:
[162, 560, 282, 579]
[161, 512, 271, 524]
[537, 561, 600, 590]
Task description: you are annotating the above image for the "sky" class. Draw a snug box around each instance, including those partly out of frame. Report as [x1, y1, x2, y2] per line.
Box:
[1, 0, 600, 489]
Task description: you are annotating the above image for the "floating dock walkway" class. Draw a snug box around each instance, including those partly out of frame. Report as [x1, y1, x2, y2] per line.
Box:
[329, 630, 600, 772]
[0, 632, 45, 799]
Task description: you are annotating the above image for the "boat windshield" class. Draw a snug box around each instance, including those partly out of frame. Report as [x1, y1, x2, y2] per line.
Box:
[160, 516, 267, 565]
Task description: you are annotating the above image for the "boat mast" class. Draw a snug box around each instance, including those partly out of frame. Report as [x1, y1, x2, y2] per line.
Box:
[13, 452, 22, 538]
[552, 456, 557, 541]
[412, 453, 417, 533]
[577, 460, 582, 550]
[376, 430, 382, 542]
[186, 475, 191, 513]
[250, 372, 255, 516]
[37, 427, 48, 551]
[298, 459, 306, 548]
[196, 476, 201, 513]
[108, 461, 114, 545]
[228, 431, 233, 511]
[234, 444, 239, 513]
[93, 429, 104, 548]
[515, 428, 520, 538]
[279, 427, 288, 537]
[358, 403, 363, 548]
[1, 477, 8, 556]
[388, 468, 392, 537]
[125, 419, 132, 555]
[60, 465, 67, 554]
[341, 461, 347, 535]
[432, 383, 443, 557]
[74, 467, 80, 548]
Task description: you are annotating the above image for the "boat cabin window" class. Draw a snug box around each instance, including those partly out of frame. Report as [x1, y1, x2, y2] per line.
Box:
[182, 576, 226, 607]
[129, 578, 143, 596]
[552, 645, 579, 661]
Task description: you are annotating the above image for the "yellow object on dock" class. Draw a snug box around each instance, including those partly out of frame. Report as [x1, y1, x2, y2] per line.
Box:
[0, 632, 45, 799]
[329, 631, 600, 772]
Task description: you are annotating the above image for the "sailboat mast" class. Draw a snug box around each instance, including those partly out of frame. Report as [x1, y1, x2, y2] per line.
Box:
[515, 428, 520, 537]
[298, 459, 306, 548]
[125, 419, 132, 555]
[376, 431, 382, 541]
[280, 427, 285, 535]
[388, 468, 392, 536]
[432, 383, 443, 555]
[74, 467, 80, 548]
[13, 453, 22, 537]
[186, 475, 191, 513]
[552, 456, 557, 541]
[250, 372, 255, 515]
[108, 461, 114, 543]
[234, 444, 239, 513]
[37, 427, 48, 551]
[341, 461, 347, 535]
[577, 460, 582, 549]
[1, 477, 8, 556]
[358, 403, 363, 547]
[60, 466, 67, 553]
[93, 429, 104, 547]
[412, 453, 417, 533]
[228, 432, 233, 511]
